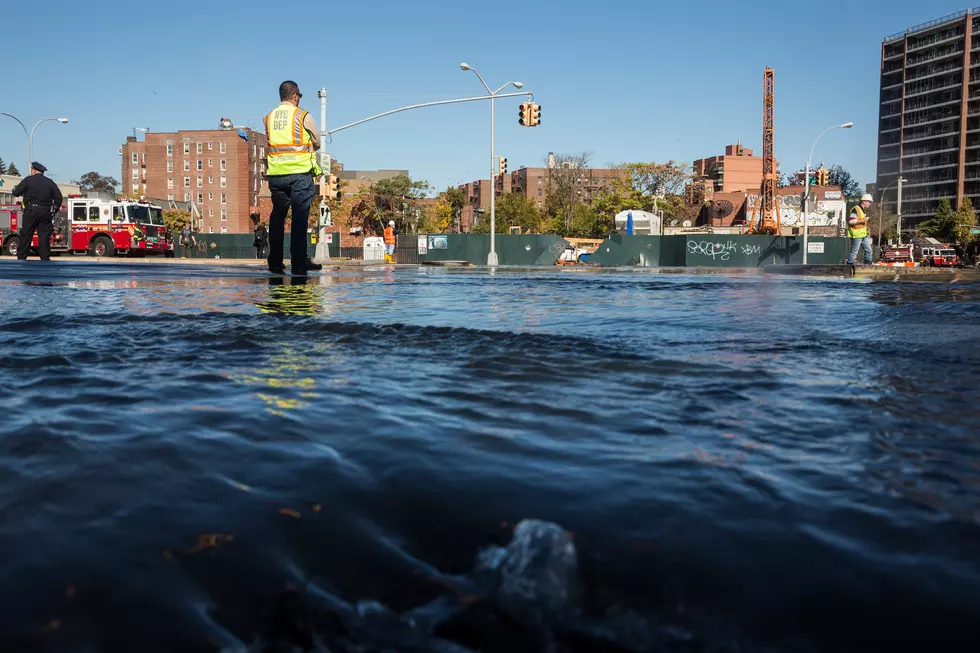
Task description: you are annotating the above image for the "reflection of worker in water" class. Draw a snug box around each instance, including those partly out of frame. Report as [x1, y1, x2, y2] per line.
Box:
[253, 220, 269, 259]
[384, 220, 397, 264]
[255, 276, 322, 316]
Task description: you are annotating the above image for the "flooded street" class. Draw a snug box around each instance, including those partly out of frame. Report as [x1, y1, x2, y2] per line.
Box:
[1, 260, 978, 652]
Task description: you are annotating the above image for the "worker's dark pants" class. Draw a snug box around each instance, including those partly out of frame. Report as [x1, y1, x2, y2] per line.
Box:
[18, 207, 52, 260]
[267, 173, 314, 270]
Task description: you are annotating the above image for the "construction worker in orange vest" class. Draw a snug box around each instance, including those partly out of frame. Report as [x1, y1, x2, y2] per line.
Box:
[384, 220, 397, 264]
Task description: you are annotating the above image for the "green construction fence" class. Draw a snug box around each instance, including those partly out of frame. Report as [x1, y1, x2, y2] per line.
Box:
[587, 234, 851, 267]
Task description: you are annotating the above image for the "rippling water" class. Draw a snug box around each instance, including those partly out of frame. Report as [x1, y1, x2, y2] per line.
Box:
[1, 260, 979, 653]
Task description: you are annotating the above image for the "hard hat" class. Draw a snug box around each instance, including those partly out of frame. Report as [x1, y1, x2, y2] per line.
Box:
[388, 220, 395, 226]
[861, 194, 874, 203]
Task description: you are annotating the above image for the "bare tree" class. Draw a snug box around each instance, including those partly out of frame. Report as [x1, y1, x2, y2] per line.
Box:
[542, 150, 593, 232]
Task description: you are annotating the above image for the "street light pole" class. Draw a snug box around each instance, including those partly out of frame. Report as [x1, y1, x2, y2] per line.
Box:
[878, 177, 907, 248]
[28, 117, 69, 167]
[460, 63, 523, 266]
[1, 113, 30, 173]
[802, 122, 852, 265]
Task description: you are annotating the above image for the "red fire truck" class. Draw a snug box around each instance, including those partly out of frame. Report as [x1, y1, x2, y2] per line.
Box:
[1, 195, 173, 257]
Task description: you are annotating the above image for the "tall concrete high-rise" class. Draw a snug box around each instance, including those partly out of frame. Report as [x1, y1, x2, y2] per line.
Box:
[877, 9, 980, 226]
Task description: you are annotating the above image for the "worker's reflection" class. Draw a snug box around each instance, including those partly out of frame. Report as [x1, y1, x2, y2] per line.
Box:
[255, 276, 322, 316]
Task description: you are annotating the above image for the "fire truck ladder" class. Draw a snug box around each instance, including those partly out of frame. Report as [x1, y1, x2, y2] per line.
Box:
[747, 67, 780, 235]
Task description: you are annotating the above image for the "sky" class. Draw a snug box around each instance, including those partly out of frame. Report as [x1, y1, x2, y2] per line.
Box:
[0, 0, 975, 195]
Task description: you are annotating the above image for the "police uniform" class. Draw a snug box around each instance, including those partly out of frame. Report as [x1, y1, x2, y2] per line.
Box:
[264, 84, 324, 275]
[10, 162, 63, 261]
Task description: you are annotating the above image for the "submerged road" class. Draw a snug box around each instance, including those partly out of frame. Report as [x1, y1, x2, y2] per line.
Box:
[0, 259, 978, 652]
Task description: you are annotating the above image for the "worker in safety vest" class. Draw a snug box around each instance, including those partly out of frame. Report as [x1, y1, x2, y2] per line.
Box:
[846, 193, 874, 265]
[263, 80, 323, 275]
[384, 220, 397, 264]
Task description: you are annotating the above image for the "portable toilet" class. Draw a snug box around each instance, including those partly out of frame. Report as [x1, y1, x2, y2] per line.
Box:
[363, 236, 385, 261]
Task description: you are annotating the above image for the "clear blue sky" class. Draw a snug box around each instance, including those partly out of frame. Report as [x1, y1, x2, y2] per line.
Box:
[0, 0, 973, 194]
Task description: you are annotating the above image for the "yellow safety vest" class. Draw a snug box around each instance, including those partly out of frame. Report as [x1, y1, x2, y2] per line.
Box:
[847, 205, 869, 239]
[264, 103, 321, 177]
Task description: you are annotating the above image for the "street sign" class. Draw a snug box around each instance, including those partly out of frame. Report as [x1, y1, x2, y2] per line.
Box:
[325, 233, 334, 244]
[807, 242, 825, 254]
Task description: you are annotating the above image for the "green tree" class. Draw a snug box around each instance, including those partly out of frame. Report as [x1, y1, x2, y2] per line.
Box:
[72, 171, 118, 194]
[472, 193, 541, 234]
[0, 158, 6, 175]
[919, 199, 956, 240]
[372, 174, 432, 230]
[542, 150, 593, 232]
[6, 162, 20, 176]
[567, 203, 613, 238]
[827, 165, 862, 199]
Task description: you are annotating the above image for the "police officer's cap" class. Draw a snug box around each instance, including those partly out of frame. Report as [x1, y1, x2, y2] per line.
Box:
[30, 162, 47, 173]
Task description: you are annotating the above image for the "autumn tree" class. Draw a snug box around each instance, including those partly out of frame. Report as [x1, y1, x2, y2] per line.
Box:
[163, 209, 191, 234]
[443, 186, 467, 233]
[952, 196, 978, 246]
[542, 150, 593, 232]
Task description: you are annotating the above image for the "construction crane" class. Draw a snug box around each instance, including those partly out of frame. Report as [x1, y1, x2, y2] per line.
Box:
[747, 67, 781, 235]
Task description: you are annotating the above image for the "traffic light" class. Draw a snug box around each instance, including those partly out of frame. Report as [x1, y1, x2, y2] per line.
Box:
[498, 157, 508, 176]
[327, 174, 341, 200]
[519, 103, 530, 126]
[529, 103, 541, 127]
[817, 169, 829, 185]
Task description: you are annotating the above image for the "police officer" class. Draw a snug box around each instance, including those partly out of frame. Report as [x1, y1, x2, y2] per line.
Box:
[10, 162, 63, 261]
[263, 80, 323, 275]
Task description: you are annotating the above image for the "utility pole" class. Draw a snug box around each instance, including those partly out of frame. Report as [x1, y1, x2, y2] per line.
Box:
[896, 176, 904, 246]
[316, 87, 331, 262]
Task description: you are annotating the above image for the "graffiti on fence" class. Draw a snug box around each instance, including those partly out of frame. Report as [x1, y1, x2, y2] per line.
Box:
[746, 193, 845, 228]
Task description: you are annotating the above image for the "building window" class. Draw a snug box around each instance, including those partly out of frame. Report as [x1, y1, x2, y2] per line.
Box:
[184, 193, 190, 202]
[253, 179, 257, 191]
[132, 184, 139, 193]
[220, 142, 226, 153]
[167, 178, 174, 189]
[166, 140, 173, 157]
[208, 159, 212, 168]
[209, 208, 214, 217]
[197, 143, 203, 154]
[184, 160, 190, 172]
[168, 194, 174, 201]
[197, 176, 203, 188]
[208, 176, 213, 185]
[537, 188, 543, 196]
[208, 192, 214, 201]
[132, 169, 139, 180]
[197, 160, 203, 171]
[220, 176, 226, 188]
[220, 226, 228, 234]
[221, 209, 227, 221]
[220, 159, 226, 171]
[131, 152, 138, 164]
[184, 177, 190, 187]
[197, 193, 203, 204]
[221, 193, 227, 204]
[183, 140, 190, 154]
[260, 146, 264, 158]
[208, 142, 213, 150]
[142, 153, 146, 163]
[209, 226, 214, 234]
[253, 194, 257, 205]
[167, 160, 173, 173]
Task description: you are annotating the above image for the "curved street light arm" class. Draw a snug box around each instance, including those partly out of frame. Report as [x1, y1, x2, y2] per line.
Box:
[328, 91, 532, 135]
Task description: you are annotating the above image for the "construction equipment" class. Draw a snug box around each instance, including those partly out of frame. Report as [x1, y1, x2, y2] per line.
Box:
[747, 68, 780, 235]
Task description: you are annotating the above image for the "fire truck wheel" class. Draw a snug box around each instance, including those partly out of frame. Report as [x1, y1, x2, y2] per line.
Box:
[87, 237, 116, 258]
[3, 237, 18, 257]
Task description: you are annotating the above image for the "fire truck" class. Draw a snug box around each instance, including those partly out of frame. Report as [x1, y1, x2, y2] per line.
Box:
[917, 243, 959, 267]
[1, 195, 173, 257]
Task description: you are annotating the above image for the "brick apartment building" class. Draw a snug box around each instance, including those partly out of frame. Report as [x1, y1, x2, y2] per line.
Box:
[120, 127, 269, 234]
[458, 155, 622, 231]
[693, 142, 771, 193]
